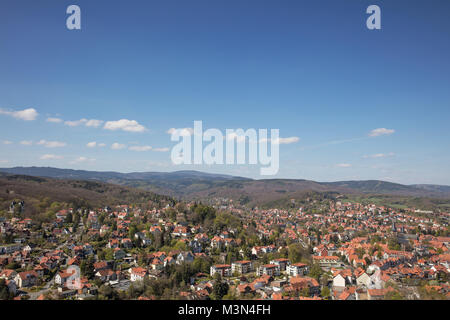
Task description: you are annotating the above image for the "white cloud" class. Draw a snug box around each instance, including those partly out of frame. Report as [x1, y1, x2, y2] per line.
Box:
[111, 142, 126, 150]
[85, 119, 103, 127]
[153, 147, 170, 152]
[336, 163, 352, 168]
[20, 140, 33, 146]
[278, 137, 300, 144]
[40, 154, 63, 160]
[260, 136, 300, 145]
[64, 119, 85, 127]
[46, 117, 63, 123]
[70, 156, 96, 164]
[64, 118, 103, 128]
[2, 140, 12, 145]
[369, 128, 395, 137]
[129, 145, 152, 152]
[0, 160, 9, 164]
[363, 152, 395, 159]
[0, 108, 38, 121]
[36, 139, 66, 148]
[104, 119, 147, 132]
[87, 141, 106, 148]
[167, 127, 193, 137]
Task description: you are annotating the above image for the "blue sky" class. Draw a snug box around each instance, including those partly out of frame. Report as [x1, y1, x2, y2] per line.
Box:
[1, 0, 449, 184]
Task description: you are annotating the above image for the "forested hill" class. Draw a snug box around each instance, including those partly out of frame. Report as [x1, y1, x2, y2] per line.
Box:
[0, 173, 174, 219]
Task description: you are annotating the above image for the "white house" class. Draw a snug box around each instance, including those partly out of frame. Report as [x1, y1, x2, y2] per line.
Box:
[332, 273, 346, 289]
[129, 267, 148, 282]
[356, 272, 371, 287]
[286, 263, 308, 277]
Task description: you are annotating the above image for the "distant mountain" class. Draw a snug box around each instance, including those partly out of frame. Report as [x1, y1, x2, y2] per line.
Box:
[323, 180, 420, 195]
[0, 167, 248, 182]
[0, 173, 172, 217]
[410, 184, 450, 194]
[1, 167, 450, 206]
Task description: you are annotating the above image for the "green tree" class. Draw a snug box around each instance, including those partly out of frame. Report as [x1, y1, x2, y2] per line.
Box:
[288, 243, 305, 263]
[385, 290, 404, 300]
[321, 286, 330, 299]
[309, 264, 322, 281]
[65, 212, 73, 224]
[98, 284, 115, 300]
[80, 256, 95, 279]
[0, 279, 12, 300]
[211, 273, 229, 300]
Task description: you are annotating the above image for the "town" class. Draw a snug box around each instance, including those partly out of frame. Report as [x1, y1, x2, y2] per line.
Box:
[0, 195, 449, 300]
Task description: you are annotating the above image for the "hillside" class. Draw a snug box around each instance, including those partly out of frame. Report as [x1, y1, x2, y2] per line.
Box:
[0, 173, 173, 217]
[1, 167, 450, 208]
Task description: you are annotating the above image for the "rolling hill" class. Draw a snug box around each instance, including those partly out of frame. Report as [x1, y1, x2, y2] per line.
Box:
[1, 167, 450, 208]
[0, 173, 173, 217]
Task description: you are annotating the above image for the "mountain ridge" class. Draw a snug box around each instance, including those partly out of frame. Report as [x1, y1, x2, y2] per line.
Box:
[1, 167, 450, 204]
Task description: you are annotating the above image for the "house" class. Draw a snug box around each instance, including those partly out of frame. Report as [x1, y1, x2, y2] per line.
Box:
[151, 258, 164, 270]
[107, 239, 120, 249]
[150, 225, 162, 236]
[251, 245, 276, 257]
[14, 271, 38, 288]
[332, 269, 353, 289]
[236, 283, 255, 296]
[0, 244, 22, 255]
[95, 269, 118, 282]
[290, 276, 320, 296]
[256, 264, 280, 277]
[176, 251, 194, 264]
[356, 272, 371, 287]
[287, 263, 308, 277]
[336, 287, 357, 300]
[0, 269, 17, 280]
[333, 273, 346, 289]
[190, 240, 202, 253]
[83, 243, 94, 256]
[223, 238, 237, 248]
[130, 267, 148, 282]
[210, 236, 224, 249]
[210, 264, 232, 277]
[163, 256, 175, 267]
[172, 226, 190, 237]
[94, 261, 111, 272]
[271, 279, 287, 292]
[113, 248, 126, 260]
[252, 274, 273, 289]
[121, 238, 133, 249]
[231, 261, 253, 275]
[55, 269, 76, 287]
[312, 256, 342, 269]
[118, 212, 128, 220]
[34, 265, 45, 277]
[194, 233, 209, 244]
[369, 269, 390, 289]
[67, 256, 81, 266]
[57, 287, 77, 298]
[153, 251, 167, 261]
[367, 287, 394, 300]
[55, 210, 68, 220]
[269, 258, 290, 271]
[40, 256, 58, 269]
[140, 237, 152, 247]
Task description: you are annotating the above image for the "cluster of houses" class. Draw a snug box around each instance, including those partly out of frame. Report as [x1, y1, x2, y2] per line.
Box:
[0, 198, 449, 300]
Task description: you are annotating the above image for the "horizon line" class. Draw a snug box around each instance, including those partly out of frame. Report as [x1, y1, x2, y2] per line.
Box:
[0, 165, 448, 187]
